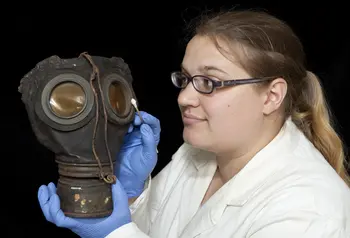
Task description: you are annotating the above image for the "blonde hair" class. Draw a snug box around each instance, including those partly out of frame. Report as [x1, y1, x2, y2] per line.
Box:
[292, 71, 350, 185]
[190, 10, 350, 186]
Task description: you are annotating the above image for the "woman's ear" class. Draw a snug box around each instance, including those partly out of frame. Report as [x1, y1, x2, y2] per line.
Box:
[262, 78, 288, 115]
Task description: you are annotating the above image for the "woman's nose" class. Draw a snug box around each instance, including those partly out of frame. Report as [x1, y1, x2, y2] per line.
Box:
[177, 83, 200, 107]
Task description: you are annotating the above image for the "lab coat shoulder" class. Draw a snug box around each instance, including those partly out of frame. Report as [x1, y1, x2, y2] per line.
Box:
[246, 141, 350, 238]
[147, 142, 200, 213]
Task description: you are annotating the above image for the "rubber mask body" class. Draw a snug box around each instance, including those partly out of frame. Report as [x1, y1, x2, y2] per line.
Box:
[18, 54, 136, 218]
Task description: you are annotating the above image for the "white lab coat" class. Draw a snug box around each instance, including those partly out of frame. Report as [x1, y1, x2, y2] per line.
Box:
[107, 118, 350, 238]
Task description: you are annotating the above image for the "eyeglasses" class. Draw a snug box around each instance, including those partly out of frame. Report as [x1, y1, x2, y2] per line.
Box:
[171, 71, 277, 94]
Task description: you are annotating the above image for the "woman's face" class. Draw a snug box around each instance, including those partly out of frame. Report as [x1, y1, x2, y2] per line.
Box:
[177, 35, 281, 155]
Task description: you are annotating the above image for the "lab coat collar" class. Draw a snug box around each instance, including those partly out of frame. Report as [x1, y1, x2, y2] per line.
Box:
[225, 117, 302, 206]
[187, 144, 215, 170]
[183, 118, 303, 237]
[191, 117, 302, 207]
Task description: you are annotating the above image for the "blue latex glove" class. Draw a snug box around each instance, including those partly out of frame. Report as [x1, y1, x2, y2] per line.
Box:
[38, 179, 131, 238]
[116, 111, 160, 198]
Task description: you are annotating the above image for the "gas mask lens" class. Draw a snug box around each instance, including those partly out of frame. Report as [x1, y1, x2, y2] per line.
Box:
[108, 81, 127, 116]
[49, 82, 86, 118]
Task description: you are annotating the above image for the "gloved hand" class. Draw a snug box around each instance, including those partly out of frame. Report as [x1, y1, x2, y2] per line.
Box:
[116, 111, 160, 198]
[38, 180, 131, 238]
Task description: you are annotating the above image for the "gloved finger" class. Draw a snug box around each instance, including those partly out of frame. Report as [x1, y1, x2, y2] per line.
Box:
[47, 182, 56, 197]
[120, 129, 142, 150]
[49, 194, 77, 229]
[134, 111, 161, 144]
[38, 185, 53, 223]
[133, 111, 159, 129]
[110, 179, 130, 217]
[133, 112, 142, 126]
[140, 124, 158, 168]
[127, 123, 134, 133]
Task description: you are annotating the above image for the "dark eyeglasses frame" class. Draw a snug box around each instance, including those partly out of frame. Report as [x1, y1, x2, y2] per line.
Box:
[171, 71, 278, 94]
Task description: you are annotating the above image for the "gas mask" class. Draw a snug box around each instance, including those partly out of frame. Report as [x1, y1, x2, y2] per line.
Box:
[18, 52, 137, 218]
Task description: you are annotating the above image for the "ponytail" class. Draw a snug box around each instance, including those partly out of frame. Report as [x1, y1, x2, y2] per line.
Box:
[291, 71, 350, 186]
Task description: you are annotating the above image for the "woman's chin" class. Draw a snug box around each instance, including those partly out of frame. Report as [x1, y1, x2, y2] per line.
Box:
[183, 128, 210, 150]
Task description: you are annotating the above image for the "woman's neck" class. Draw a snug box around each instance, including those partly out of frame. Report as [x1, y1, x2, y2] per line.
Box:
[215, 148, 257, 183]
[215, 121, 282, 183]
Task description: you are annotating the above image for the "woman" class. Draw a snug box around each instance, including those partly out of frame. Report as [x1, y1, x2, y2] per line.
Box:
[37, 10, 350, 237]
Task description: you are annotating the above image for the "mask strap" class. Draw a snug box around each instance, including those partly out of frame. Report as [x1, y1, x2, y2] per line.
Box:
[79, 52, 116, 184]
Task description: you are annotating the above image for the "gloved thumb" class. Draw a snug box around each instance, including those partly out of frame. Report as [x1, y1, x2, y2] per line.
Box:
[49, 194, 77, 228]
[110, 179, 130, 217]
[140, 124, 157, 164]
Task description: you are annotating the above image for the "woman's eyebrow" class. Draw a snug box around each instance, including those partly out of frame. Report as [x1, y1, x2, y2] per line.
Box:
[180, 64, 229, 75]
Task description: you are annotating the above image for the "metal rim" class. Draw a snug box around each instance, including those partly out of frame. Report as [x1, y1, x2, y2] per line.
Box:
[103, 73, 135, 125]
[41, 73, 94, 125]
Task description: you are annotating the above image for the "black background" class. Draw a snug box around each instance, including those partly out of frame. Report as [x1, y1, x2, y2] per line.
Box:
[6, 2, 349, 237]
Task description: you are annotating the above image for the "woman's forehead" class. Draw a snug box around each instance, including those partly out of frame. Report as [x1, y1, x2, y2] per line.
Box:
[182, 36, 250, 78]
